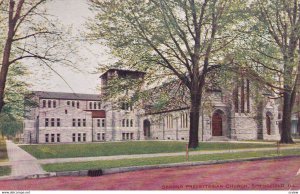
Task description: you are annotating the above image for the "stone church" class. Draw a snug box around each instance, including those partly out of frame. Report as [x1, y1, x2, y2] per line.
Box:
[23, 69, 281, 144]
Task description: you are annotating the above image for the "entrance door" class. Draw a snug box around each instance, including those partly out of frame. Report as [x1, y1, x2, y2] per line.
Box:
[212, 113, 222, 136]
[266, 115, 271, 135]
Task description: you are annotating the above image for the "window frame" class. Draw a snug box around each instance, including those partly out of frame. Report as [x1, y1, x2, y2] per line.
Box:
[45, 134, 49, 143]
[45, 118, 49, 127]
[51, 118, 55, 127]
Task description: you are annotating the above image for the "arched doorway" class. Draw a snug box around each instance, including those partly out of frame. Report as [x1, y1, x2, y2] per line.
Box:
[266, 114, 271, 135]
[143, 120, 151, 138]
[212, 112, 223, 136]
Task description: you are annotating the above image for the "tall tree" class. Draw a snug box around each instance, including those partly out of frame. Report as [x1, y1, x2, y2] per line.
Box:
[244, 0, 300, 143]
[0, 0, 74, 113]
[87, 0, 246, 148]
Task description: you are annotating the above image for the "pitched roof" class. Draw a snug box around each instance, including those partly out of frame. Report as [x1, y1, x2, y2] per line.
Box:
[99, 68, 146, 78]
[32, 91, 101, 101]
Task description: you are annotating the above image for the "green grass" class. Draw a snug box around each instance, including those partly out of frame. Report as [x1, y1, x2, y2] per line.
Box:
[0, 138, 8, 162]
[42, 148, 300, 172]
[0, 166, 11, 176]
[20, 141, 278, 159]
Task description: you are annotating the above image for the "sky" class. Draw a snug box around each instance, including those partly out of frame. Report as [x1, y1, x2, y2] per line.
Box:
[28, 0, 111, 94]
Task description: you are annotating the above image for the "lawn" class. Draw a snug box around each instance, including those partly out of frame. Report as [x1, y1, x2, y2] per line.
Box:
[42, 148, 300, 172]
[0, 138, 8, 162]
[20, 141, 278, 159]
[0, 166, 11, 176]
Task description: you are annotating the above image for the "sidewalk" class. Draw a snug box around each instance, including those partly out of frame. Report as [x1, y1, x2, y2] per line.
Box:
[38, 145, 300, 164]
[5, 140, 46, 177]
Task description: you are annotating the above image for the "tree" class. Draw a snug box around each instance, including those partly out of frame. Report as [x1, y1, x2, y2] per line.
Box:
[244, 0, 300, 143]
[0, 113, 22, 138]
[0, 0, 75, 113]
[87, 0, 246, 148]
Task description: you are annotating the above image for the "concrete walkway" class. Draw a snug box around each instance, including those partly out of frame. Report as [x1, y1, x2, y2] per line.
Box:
[5, 140, 46, 177]
[38, 145, 300, 164]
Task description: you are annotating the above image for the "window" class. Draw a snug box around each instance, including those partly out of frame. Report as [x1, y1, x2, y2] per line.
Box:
[51, 118, 55, 127]
[72, 119, 76, 127]
[122, 119, 125, 127]
[97, 133, 101, 141]
[65, 109, 68, 114]
[102, 119, 105, 127]
[51, 134, 55, 142]
[166, 115, 173, 129]
[126, 119, 129, 127]
[72, 101, 75, 107]
[45, 118, 49, 127]
[97, 119, 100, 127]
[126, 133, 129, 140]
[42, 100, 46, 108]
[83, 133, 86, 142]
[130, 119, 133, 127]
[78, 119, 81, 127]
[48, 100, 51, 108]
[234, 79, 251, 113]
[57, 118, 60, 127]
[102, 133, 105, 140]
[53, 100, 56, 108]
[57, 134, 60, 142]
[121, 102, 130, 110]
[181, 113, 188, 128]
[45, 134, 49, 143]
[94, 102, 97, 109]
[72, 133, 76, 142]
[77, 101, 79, 109]
[83, 119, 86, 127]
[67, 101, 70, 105]
[89, 102, 92, 109]
[78, 133, 81, 142]
[98, 102, 101, 109]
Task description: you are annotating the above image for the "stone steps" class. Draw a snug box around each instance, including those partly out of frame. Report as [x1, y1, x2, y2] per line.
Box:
[208, 136, 230, 142]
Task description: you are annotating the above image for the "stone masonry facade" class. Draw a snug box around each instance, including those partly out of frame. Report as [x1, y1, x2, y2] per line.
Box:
[23, 69, 282, 144]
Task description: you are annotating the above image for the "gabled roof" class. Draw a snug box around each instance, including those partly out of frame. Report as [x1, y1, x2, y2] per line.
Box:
[99, 69, 146, 78]
[32, 91, 101, 101]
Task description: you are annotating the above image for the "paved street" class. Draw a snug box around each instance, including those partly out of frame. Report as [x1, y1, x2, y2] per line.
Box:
[0, 157, 299, 190]
[5, 140, 46, 177]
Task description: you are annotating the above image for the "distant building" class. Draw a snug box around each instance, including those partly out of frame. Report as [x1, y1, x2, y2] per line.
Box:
[23, 69, 281, 144]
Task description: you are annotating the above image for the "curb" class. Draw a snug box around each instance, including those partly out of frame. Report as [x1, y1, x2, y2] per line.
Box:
[0, 155, 299, 181]
[48, 155, 300, 177]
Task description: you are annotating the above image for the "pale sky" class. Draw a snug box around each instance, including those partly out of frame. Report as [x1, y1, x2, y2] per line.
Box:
[28, 0, 111, 94]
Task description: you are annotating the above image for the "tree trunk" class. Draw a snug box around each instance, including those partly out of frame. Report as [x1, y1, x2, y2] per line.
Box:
[0, 0, 16, 113]
[188, 85, 202, 148]
[297, 115, 300, 136]
[280, 91, 294, 143]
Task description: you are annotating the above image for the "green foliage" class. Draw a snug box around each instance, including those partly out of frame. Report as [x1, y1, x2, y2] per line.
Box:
[0, 166, 11, 176]
[87, 0, 249, 104]
[0, 138, 8, 162]
[0, 113, 22, 137]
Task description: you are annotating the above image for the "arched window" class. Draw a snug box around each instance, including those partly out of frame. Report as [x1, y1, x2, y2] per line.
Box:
[122, 119, 125, 127]
[130, 119, 133, 127]
[126, 119, 129, 127]
[266, 113, 272, 135]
